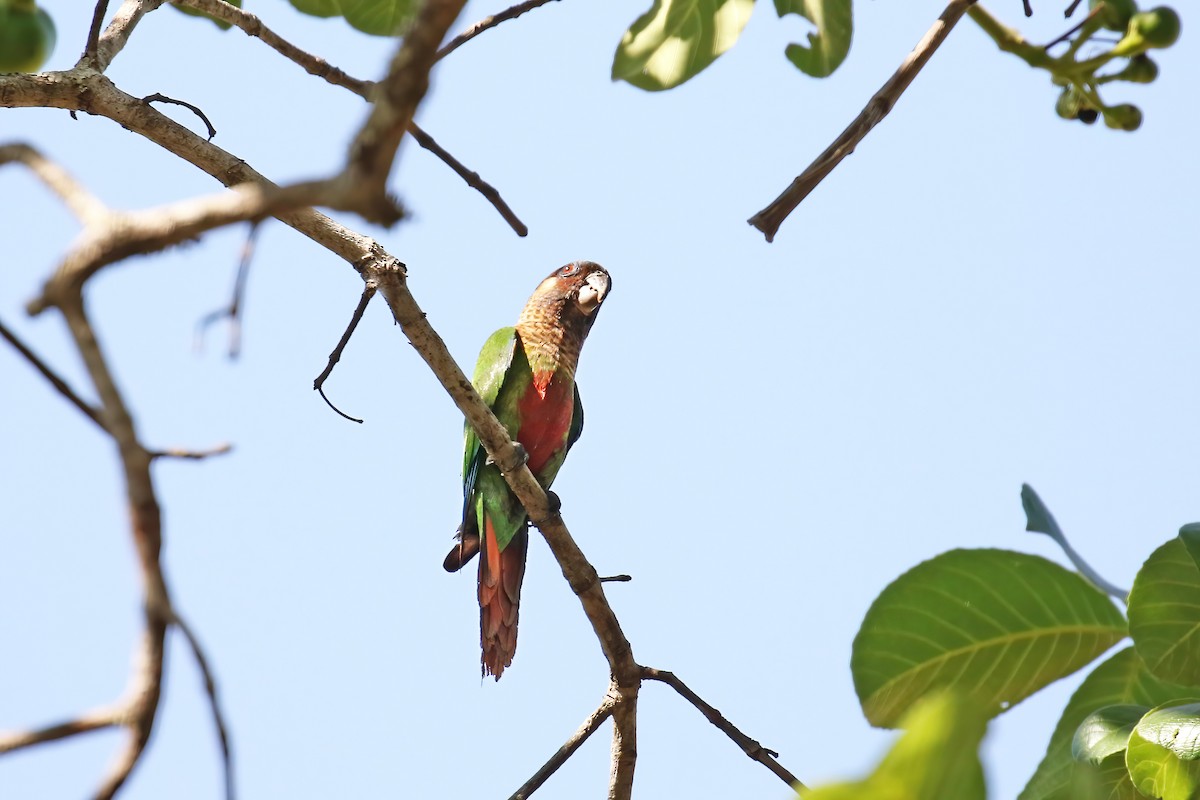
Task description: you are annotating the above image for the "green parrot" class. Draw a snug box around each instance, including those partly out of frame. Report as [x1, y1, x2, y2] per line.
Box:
[443, 261, 612, 679]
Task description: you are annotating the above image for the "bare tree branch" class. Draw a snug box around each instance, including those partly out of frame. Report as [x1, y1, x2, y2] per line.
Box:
[509, 691, 617, 800]
[748, 0, 977, 241]
[171, 611, 235, 800]
[0, 142, 110, 224]
[82, 0, 112, 67]
[407, 124, 528, 235]
[195, 223, 261, 359]
[142, 93, 218, 140]
[91, 0, 167, 73]
[314, 282, 378, 424]
[339, 0, 468, 224]
[436, 0, 562, 61]
[0, 708, 120, 754]
[148, 443, 234, 460]
[173, 0, 527, 233]
[642, 667, 803, 791]
[0, 314, 106, 432]
[609, 684, 638, 800]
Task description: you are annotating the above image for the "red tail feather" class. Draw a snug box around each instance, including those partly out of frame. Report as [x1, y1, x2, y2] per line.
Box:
[478, 516, 528, 679]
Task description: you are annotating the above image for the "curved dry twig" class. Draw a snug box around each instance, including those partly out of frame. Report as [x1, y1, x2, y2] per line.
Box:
[436, 0, 562, 61]
[749, 0, 977, 241]
[313, 283, 378, 424]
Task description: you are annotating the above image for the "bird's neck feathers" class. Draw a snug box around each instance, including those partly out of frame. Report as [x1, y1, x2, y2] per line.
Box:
[515, 296, 589, 397]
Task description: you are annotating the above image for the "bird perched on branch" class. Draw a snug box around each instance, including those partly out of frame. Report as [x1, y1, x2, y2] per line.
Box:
[443, 261, 612, 679]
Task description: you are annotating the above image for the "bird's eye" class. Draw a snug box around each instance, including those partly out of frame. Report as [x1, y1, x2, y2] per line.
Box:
[559, 263, 579, 277]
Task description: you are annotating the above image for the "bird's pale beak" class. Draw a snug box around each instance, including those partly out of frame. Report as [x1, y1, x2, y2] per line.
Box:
[577, 272, 610, 315]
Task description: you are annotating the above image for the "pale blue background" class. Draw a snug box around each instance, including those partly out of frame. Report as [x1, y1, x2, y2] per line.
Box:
[2, 1, 1197, 798]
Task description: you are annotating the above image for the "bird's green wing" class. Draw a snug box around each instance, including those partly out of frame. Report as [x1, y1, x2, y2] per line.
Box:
[461, 327, 518, 523]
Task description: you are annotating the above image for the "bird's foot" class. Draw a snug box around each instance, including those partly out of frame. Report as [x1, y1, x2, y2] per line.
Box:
[546, 490, 562, 513]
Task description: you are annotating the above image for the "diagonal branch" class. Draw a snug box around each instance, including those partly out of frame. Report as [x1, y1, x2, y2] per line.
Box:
[509, 690, 617, 800]
[338, 0, 467, 224]
[436, 0, 562, 61]
[643, 667, 803, 790]
[0, 708, 120, 754]
[0, 314, 106, 432]
[748, 0, 977, 241]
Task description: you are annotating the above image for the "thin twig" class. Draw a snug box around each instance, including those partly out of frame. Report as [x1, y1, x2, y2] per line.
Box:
[509, 693, 617, 800]
[642, 667, 804, 791]
[1044, 3, 1103, 48]
[143, 93, 218, 140]
[436, 0, 561, 61]
[0, 708, 119, 754]
[149, 443, 234, 460]
[195, 223, 260, 359]
[748, 0, 977, 242]
[313, 283, 377, 424]
[598, 574, 632, 583]
[171, 612, 236, 800]
[83, 0, 112, 66]
[408, 123, 527, 236]
[0, 315, 106, 432]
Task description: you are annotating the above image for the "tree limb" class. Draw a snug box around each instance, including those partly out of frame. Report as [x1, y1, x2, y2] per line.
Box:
[749, 0, 977, 241]
[509, 691, 617, 800]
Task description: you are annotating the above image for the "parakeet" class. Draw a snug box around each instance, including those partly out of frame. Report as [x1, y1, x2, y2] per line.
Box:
[443, 261, 611, 679]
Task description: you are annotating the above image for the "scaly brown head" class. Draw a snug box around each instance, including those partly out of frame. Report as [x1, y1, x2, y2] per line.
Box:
[515, 261, 611, 382]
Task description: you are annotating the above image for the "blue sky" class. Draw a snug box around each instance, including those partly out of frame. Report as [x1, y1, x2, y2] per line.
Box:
[2, 1, 1198, 798]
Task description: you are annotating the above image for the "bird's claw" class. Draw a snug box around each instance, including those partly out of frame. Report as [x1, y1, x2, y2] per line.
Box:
[546, 490, 562, 513]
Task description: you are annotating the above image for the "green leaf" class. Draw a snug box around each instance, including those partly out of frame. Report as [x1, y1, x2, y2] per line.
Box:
[288, 0, 415, 35]
[1129, 534, 1200, 687]
[1179, 523, 1200, 573]
[774, 0, 851, 78]
[802, 691, 987, 800]
[1068, 751, 1144, 800]
[289, 0, 340, 18]
[852, 549, 1127, 728]
[1127, 701, 1200, 800]
[172, 0, 242, 31]
[1073, 705, 1148, 764]
[612, 0, 754, 91]
[1020, 647, 1190, 800]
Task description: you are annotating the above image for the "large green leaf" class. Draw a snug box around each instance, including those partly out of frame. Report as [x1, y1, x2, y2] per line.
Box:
[288, 0, 415, 35]
[852, 549, 1127, 728]
[802, 692, 987, 800]
[612, 0, 754, 91]
[774, 0, 851, 78]
[1129, 533, 1200, 687]
[1126, 701, 1200, 800]
[1020, 647, 1190, 800]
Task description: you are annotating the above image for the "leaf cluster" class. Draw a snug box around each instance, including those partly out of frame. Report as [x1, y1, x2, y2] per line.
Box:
[805, 491, 1200, 799]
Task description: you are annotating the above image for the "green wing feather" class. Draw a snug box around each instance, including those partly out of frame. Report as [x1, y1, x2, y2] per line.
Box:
[461, 327, 518, 525]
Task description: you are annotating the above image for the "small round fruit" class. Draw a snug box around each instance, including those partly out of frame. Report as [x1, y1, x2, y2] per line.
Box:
[1130, 7, 1182, 48]
[0, 1, 56, 73]
[1090, 0, 1138, 32]
[1055, 89, 1081, 120]
[1123, 54, 1159, 82]
[1078, 108, 1100, 124]
[1104, 103, 1144, 130]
